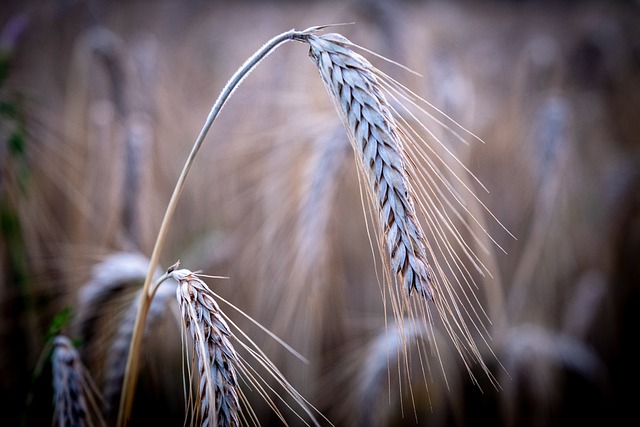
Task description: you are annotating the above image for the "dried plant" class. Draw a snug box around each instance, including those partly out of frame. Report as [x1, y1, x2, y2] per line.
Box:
[118, 27, 325, 424]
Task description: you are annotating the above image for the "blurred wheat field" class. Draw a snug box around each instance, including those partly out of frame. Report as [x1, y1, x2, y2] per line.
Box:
[1, 0, 639, 426]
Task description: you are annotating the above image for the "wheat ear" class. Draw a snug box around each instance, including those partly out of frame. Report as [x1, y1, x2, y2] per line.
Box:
[298, 31, 510, 387]
[171, 268, 241, 427]
[303, 32, 434, 298]
[51, 335, 105, 427]
[165, 266, 327, 426]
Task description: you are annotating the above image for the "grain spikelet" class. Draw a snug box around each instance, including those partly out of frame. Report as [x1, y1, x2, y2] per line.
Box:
[51, 335, 104, 427]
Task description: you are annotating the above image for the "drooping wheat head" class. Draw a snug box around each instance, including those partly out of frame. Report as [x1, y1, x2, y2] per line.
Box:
[297, 31, 509, 386]
[356, 319, 463, 427]
[304, 33, 435, 300]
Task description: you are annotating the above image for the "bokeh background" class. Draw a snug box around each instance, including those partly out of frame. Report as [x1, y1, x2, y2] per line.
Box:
[1, 0, 639, 426]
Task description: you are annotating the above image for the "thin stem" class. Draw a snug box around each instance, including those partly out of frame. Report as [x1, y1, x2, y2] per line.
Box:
[117, 27, 317, 426]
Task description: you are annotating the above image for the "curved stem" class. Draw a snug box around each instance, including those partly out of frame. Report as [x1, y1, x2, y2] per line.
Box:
[117, 27, 316, 426]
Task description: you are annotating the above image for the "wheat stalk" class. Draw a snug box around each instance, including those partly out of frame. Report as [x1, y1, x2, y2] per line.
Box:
[51, 335, 105, 427]
[101, 259, 177, 422]
[73, 252, 178, 423]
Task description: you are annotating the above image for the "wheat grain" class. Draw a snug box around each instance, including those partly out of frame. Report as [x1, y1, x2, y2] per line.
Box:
[117, 25, 501, 425]
[51, 335, 105, 427]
